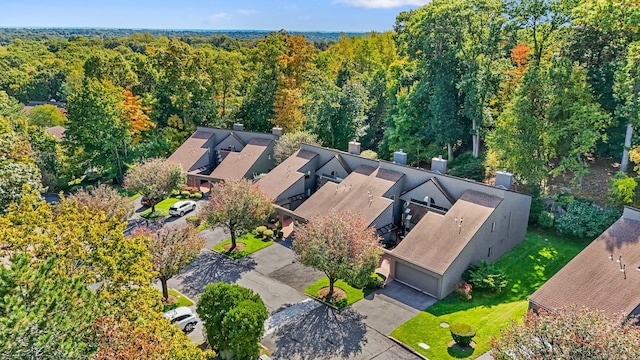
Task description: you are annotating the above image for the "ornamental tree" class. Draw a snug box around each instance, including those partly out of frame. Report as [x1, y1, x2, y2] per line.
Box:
[134, 224, 204, 301]
[68, 183, 134, 223]
[492, 307, 640, 360]
[196, 283, 268, 360]
[199, 178, 273, 251]
[293, 210, 382, 300]
[123, 158, 186, 212]
[273, 130, 322, 164]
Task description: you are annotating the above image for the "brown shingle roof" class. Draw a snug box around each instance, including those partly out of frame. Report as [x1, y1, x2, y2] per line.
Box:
[294, 165, 404, 227]
[167, 130, 214, 172]
[529, 217, 640, 318]
[209, 138, 273, 180]
[256, 149, 318, 200]
[392, 190, 501, 275]
[45, 126, 66, 140]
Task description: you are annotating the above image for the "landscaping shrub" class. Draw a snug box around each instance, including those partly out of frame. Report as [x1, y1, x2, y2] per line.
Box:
[255, 226, 267, 236]
[449, 152, 486, 182]
[365, 273, 386, 289]
[180, 190, 190, 197]
[528, 187, 544, 226]
[609, 173, 637, 206]
[185, 215, 201, 227]
[450, 323, 476, 347]
[554, 200, 620, 239]
[538, 211, 555, 229]
[263, 229, 274, 240]
[182, 185, 199, 194]
[454, 280, 472, 300]
[275, 221, 282, 229]
[171, 189, 181, 196]
[462, 260, 508, 293]
[334, 299, 348, 309]
[191, 192, 203, 199]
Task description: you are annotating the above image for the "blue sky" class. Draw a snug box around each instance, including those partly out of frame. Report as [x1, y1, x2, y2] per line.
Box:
[0, 0, 430, 32]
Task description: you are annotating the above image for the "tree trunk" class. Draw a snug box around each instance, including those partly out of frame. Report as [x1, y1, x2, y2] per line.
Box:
[621, 122, 633, 173]
[327, 276, 336, 301]
[229, 228, 237, 252]
[472, 119, 479, 158]
[151, 203, 156, 213]
[447, 143, 454, 162]
[161, 277, 169, 301]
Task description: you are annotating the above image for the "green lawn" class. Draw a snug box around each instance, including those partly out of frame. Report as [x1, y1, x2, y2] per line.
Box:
[212, 233, 274, 259]
[163, 288, 194, 312]
[390, 230, 590, 359]
[139, 197, 181, 219]
[304, 277, 371, 308]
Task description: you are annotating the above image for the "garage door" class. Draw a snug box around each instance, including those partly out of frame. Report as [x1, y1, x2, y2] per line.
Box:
[395, 261, 439, 297]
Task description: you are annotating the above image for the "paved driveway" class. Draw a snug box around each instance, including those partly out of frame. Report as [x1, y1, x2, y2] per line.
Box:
[351, 281, 437, 336]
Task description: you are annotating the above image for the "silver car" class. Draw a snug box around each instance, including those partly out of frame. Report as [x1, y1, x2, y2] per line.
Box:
[163, 306, 198, 333]
[169, 200, 196, 217]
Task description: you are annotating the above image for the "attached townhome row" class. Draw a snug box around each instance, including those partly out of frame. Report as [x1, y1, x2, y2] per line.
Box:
[169, 125, 532, 299]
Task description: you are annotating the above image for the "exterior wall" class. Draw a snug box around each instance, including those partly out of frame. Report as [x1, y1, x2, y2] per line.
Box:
[316, 157, 349, 183]
[623, 206, 640, 222]
[300, 156, 319, 197]
[441, 196, 531, 298]
[214, 134, 245, 152]
[371, 204, 395, 229]
[383, 177, 405, 229]
[400, 180, 454, 210]
[245, 141, 276, 179]
[278, 177, 306, 201]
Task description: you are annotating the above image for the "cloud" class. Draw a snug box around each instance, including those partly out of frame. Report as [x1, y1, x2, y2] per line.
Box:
[334, 0, 429, 8]
[208, 12, 229, 23]
[237, 9, 257, 16]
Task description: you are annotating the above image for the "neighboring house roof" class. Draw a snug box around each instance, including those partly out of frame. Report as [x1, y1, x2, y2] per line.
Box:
[45, 126, 66, 140]
[295, 165, 404, 226]
[167, 130, 215, 172]
[23, 101, 67, 114]
[256, 149, 318, 200]
[529, 216, 640, 318]
[392, 190, 502, 275]
[209, 137, 273, 180]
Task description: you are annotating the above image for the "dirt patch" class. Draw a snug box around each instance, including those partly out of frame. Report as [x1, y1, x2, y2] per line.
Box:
[547, 157, 620, 205]
[440, 322, 450, 328]
[317, 287, 347, 302]
[164, 294, 177, 305]
[222, 242, 247, 253]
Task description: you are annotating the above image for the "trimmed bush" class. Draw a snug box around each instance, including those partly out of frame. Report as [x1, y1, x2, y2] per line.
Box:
[171, 189, 181, 196]
[263, 229, 274, 240]
[191, 192, 203, 199]
[181, 190, 191, 197]
[462, 260, 508, 293]
[454, 280, 472, 300]
[255, 226, 267, 236]
[554, 200, 620, 239]
[185, 215, 201, 227]
[609, 173, 637, 206]
[450, 323, 476, 346]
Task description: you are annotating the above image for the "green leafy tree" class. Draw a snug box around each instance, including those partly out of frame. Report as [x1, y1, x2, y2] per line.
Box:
[64, 78, 130, 182]
[123, 158, 186, 213]
[196, 283, 268, 360]
[199, 178, 273, 251]
[492, 307, 640, 359]
[293, 210, 382, 300]
[608, 172, 637, 205]
[0, 253, 101, 360]
[615, 41, 640, 172]
[273, 130, 322, 164]
[27, 104, 67, 127]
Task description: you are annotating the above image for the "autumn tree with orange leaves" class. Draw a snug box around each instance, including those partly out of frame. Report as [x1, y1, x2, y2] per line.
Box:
[121, 89, 155, 144]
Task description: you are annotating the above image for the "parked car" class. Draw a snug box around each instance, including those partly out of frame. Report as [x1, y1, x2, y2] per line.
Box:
[169, 200, 196, 217]
[163, 306, 198, 333]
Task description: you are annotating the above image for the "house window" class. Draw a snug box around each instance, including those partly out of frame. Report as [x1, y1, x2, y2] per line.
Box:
[491, 221, 496, 232]
[488, 246, 493, 258]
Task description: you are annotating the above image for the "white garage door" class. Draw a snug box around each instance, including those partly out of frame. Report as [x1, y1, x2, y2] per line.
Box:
[395, 261, 439, 297]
